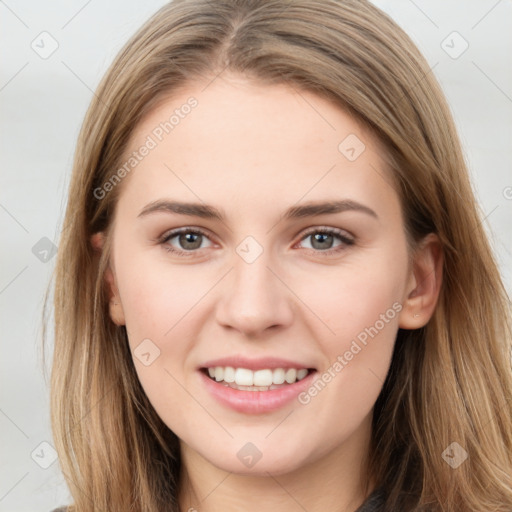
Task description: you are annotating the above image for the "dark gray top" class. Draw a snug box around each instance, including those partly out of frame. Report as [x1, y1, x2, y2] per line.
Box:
[355, 487, 386, 511]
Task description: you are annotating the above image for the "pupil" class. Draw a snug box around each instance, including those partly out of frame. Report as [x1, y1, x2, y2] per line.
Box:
[179, 232, 202, 250]
[311, 233, 333, 250]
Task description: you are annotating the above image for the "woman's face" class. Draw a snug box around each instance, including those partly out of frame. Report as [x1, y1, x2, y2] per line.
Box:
[105, 74, 416, 475]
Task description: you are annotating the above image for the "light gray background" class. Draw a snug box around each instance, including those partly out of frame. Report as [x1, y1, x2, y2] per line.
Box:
[1, 1, 511, 510]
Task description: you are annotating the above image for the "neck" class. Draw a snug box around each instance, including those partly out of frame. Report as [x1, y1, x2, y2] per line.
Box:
[178, 413, 375, 512]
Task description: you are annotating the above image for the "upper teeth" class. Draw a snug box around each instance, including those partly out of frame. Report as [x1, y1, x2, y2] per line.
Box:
[207, 367, 309, 386]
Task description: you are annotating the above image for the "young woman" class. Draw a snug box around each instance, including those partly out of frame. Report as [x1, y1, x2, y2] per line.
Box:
[49, 0, 512, 510]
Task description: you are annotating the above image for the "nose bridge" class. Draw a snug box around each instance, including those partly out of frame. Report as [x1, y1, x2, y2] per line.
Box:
[215, 242, 293, 336]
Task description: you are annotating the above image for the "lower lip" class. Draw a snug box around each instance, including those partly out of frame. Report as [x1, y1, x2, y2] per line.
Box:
[199, 370, 316, 414]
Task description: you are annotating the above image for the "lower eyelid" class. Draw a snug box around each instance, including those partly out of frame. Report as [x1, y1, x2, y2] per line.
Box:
[157, 228, 353, 255]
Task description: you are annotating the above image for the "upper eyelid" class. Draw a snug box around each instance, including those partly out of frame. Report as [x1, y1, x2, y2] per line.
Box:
[159, 225, 353, 249]
[299, 225, 353, 237]
[160, 226, 213, 241]
[296, 226, 355, 245]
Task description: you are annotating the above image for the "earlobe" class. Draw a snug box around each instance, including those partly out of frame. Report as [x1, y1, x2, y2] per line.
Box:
[91, 232, 105, 252]
[91, 231, 126, 326]
[399, 233, 443, 330]
[109, 299, 126, 326]
[106, 266, 126, 326]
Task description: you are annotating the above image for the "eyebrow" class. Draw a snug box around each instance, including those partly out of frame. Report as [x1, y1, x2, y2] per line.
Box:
[283, 200, 378, 220]
[138, 200, 223, 220]
[137, 199, 378, 220]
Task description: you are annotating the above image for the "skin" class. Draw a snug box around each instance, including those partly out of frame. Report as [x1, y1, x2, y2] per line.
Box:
[94, 73, 442, 512]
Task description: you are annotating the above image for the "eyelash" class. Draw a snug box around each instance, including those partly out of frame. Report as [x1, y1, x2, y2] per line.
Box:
[158, 227, 213, 257]
[157, 226, 355, 257]
[296, 227, 355, 255]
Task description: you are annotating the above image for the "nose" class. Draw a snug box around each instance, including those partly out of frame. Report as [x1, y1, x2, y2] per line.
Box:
[215, 251, 294, 338]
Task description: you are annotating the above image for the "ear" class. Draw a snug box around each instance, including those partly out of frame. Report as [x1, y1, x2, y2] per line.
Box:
[91, 232, 126, 326]
[398, 233, 443, 330]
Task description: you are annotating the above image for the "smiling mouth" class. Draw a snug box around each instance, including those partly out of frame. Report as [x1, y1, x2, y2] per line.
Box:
[201, 366, 316, 391]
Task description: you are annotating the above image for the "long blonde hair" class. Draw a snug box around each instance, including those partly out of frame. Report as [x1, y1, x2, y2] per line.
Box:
[49, 1, 512, 510]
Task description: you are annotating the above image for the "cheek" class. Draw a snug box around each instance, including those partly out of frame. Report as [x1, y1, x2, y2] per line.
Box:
[112, 245, 224, 393]
[328, 267, 403, 353]
[292, 248, 407, 436]
[115, 249, 213, 344]
[294, 249, 405, 389]
[296, 249, 407, 351]
[114, 252, 213, 425]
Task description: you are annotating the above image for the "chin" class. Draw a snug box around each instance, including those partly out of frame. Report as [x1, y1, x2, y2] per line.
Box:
[192, 438, 316, 477]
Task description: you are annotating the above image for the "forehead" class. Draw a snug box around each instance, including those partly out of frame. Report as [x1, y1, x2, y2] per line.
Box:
[115, 75, 400, 220]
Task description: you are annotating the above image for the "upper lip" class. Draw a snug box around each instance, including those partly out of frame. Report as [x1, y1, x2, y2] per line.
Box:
[200, 356, 316, 371]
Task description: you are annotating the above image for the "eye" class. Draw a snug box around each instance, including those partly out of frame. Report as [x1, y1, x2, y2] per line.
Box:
[160, 228, 214, 254]
[297, 227, 354, 253]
